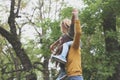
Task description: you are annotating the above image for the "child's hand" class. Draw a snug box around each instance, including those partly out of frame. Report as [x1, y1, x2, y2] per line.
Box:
[50, 45, 54, 53]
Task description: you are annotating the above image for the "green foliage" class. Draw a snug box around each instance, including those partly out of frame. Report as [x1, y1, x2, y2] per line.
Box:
[81, 0, 120, 79]
[81, 32, 116, 79]
[0, 40, 18, 80]
[37, 18, 61, 56]
[102, 0, 120, 15]
[80, 0, 102, 35]
[59, 7, 73, 19]
[49, 20, 61, 43]
[23, 39, 41, 61]
[81, 26, 108, 79]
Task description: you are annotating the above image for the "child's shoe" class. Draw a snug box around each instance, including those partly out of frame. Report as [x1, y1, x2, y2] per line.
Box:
[52, 55, 66, 64]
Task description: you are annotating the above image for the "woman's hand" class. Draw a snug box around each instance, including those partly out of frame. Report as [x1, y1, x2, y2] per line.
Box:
[72, 8, 79, 20]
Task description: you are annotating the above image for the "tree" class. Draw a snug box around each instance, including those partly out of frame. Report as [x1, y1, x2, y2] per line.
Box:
[81, 0, 120, 79]
[102, 0, 120, 80]
[0, 0, 36, 79]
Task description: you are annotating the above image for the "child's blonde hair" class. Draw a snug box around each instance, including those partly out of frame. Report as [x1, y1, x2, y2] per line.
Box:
[60, 18, 71, 33]
[60, 18, 71, 29]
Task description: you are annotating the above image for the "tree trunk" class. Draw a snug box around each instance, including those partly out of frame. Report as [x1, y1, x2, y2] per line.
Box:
[102, 6, 120, 80]
[43, 57, 50, 80]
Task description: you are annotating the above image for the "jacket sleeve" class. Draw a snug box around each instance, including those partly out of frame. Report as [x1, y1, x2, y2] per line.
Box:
[68, 14, 75, 39]
[72, 20, 82, 49]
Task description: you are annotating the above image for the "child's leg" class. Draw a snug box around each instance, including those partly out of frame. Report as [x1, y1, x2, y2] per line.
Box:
[60, 63, 65, 71]
[56, 63, 67, 80]
[52, 41, 73, 64]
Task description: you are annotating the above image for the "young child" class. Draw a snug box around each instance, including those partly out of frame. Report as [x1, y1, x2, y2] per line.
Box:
[50, 9, 78, 80]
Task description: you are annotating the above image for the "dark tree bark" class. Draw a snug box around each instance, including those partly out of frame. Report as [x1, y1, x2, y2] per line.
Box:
[43, 57, 50, 80]
[102, 5, 120, 80]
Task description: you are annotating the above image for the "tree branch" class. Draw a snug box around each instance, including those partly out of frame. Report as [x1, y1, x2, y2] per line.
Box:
[0, 26, 32, 71]
[8, 0, 17, 36]
[15, 0, 21, 18]
[0, 27, 13, 42]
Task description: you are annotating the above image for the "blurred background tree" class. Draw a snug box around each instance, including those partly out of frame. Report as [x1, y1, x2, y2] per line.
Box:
[81, 0, 120, 80]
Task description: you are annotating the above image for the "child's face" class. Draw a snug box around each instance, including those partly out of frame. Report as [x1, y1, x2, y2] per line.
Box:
[61, 23, 68, 34]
